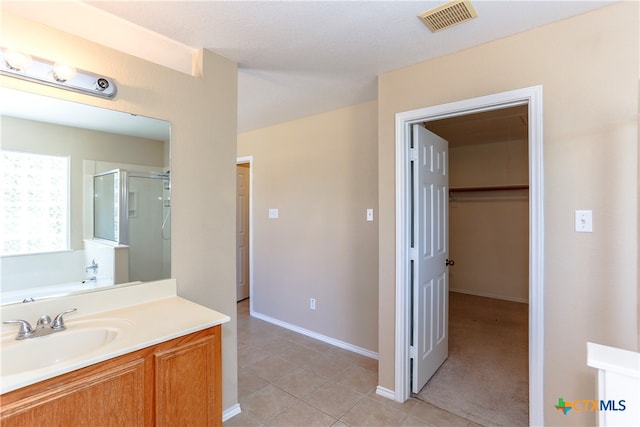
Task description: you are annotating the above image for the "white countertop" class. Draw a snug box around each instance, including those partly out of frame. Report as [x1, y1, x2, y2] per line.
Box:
[1, 295, 230, 394]
[587, 342, 640, 378]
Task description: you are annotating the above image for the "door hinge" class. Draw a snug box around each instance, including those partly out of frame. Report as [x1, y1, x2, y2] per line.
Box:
[409, 345, 417, 359]
[409, 247, 417, 261]
[409, 148, 418, 161]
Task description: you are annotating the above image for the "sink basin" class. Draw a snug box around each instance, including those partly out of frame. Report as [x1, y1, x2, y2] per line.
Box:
[1, 320, 131, 376]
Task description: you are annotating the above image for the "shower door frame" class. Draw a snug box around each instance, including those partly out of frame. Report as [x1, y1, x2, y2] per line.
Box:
[93, 169, 170, 245]
[120, 170, 170, 245]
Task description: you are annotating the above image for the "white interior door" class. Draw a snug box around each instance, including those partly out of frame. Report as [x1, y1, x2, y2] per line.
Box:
[411, 124, 449, 394]
[236, 163, 250, 301]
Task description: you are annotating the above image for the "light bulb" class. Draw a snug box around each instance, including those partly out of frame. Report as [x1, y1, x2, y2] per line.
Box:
[52, 63, 77, 83]
[3, 50, 32, 71]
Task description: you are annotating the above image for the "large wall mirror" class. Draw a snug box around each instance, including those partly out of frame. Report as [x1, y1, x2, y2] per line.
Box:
[0, 88, 171, 305]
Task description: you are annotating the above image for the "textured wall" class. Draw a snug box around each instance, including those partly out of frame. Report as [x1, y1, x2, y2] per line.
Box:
[238, 101, 379, 353]
[449, 139, 529, 302]
[377, 3, 638, 425]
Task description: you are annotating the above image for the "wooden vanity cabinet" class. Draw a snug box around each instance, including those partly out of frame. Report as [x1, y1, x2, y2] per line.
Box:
[0, 325, 222, 427]
[153, 327, 221, 426]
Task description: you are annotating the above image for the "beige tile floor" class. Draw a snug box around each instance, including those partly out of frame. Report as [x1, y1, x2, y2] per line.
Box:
[224, 299, 479, 427]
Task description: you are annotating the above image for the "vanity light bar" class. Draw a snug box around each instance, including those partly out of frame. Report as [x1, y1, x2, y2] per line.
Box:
[0, 48, 117, 99]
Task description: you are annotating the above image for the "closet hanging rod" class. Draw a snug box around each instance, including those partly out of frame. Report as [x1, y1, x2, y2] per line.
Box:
[449, 185, 529, 193]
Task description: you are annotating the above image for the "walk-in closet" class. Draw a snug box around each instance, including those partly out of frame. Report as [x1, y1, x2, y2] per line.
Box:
[415, 105, 530, 427]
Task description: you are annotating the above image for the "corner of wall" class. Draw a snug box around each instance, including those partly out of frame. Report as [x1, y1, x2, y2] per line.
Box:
[191, 48, 204, 78]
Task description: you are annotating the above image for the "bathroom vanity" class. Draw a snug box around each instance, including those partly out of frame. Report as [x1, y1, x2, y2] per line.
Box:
[0, 279, 230, 426]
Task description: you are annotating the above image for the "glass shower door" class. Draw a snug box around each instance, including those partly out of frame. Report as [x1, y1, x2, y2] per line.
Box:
[93, 170, 120, 242]
[127, 173, 171, 282]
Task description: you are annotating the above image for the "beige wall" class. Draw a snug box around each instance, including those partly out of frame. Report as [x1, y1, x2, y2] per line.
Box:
[449, 139, 528, 302]
[237, 101, 379, 353]
[378, 3, 638, 426]
[449, 139, 528, 188]
[1, 13, 239, 411]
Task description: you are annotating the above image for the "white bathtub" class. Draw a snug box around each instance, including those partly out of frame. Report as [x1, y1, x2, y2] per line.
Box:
[1, 279, 115, 305]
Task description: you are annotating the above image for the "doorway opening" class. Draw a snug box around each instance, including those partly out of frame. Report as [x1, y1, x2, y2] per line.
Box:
[236, 157, 253, 305]
[393, 86, 544, 425]
[415, 105, 530, 426]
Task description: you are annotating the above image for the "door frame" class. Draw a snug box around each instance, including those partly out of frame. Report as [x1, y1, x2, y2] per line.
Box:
[394, 86, 544, 425]
[236, 156, 254, 311]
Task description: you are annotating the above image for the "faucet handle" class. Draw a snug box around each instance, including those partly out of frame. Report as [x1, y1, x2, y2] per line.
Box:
[3, 319, 35, 338]
[52, 308, 77, 330]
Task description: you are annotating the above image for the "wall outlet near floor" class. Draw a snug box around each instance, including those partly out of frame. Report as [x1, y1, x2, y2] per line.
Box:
[309, 298, 316, 310]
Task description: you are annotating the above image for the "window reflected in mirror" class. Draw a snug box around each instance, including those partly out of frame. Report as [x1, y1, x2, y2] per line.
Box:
[1, 150, 70, 256]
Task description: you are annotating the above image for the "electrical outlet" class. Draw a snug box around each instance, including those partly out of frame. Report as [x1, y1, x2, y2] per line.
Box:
[309, 298, 316, 310]
[366, 208, 374, 222]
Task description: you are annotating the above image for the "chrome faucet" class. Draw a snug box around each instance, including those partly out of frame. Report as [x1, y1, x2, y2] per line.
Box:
[3, 308, 77, 340]
[86, 259, 99, 275]
[83, 259, 99, 283]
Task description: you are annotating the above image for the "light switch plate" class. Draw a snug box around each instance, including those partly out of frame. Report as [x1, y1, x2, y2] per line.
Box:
[575, 210, 592, 232]
[268, 208, 279, 219]
[366, 208, 374, 222]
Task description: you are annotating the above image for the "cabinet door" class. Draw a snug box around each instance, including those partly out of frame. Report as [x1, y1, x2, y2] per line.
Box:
[1, 359, 146, 427]
[154, 327, 221, 427]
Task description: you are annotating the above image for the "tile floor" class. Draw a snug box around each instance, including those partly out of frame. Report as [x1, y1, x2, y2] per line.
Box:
[224, 299, 479, 427]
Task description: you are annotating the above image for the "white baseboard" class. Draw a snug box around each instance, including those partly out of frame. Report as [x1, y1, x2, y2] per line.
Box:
[450, 288, 528, 304]
[222, 403, 241, 422]
[376, 386, 397, 401]
[250, 310, 378, 360]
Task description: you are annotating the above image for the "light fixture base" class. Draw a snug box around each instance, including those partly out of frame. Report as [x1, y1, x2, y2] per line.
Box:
[1, 48, 117, 99]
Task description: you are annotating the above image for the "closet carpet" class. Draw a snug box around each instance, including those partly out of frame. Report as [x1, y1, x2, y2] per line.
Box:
[415, 292, 529, 427]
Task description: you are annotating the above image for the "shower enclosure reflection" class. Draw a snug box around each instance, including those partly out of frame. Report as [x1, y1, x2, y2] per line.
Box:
[94, 169, 171, 283]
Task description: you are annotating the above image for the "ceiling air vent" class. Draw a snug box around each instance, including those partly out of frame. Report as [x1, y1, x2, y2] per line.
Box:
[418, 0, 478, 33]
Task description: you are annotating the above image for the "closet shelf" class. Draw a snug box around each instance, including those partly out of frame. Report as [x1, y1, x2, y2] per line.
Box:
[449, 185, 529, 193]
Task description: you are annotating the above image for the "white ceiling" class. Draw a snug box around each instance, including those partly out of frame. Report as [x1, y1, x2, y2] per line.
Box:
[3, 1, 615, 132]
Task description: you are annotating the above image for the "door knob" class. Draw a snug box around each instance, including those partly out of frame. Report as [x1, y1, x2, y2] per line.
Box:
[446, 259, 455, 266]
